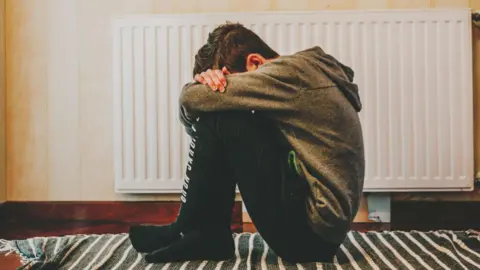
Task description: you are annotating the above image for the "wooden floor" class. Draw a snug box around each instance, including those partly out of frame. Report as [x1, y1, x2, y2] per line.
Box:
[0, 252, 22, 269]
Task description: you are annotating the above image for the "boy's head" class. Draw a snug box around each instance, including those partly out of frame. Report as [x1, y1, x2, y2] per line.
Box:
[193, 22, 279, 77]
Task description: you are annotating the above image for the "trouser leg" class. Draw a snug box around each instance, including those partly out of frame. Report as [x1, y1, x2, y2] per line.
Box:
[213, 112, 339, 263]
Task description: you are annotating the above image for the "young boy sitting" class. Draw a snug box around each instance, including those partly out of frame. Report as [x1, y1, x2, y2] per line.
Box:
[129, 22, 365, 264]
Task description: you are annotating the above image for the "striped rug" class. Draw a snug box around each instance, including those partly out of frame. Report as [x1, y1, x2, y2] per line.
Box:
[1, 230, 480, 269]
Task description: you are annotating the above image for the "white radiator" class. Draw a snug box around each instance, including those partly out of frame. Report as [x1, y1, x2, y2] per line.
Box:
[112, 9, 474, 193]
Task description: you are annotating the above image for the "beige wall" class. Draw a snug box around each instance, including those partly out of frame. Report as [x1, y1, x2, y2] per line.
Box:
[5, 0, 479, 203]
[0, 0, 4, 202]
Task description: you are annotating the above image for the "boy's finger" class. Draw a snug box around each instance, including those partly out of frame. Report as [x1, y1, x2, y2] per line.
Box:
[194, 74, 206, 84]
[206, 69, 222, 91]
[222, 66, 231, 75]
[215, 70, 227, 87]
[200, 72, 216, 91]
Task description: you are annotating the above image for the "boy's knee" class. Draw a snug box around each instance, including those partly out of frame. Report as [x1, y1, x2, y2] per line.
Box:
[220, 112, 276, 136]
[194, 112, 267, 135]
[204, 111, 256, 126]
[190, 112, 283, 149]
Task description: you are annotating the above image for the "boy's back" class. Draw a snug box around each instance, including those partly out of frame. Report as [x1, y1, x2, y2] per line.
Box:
[274, 47, 365, 244]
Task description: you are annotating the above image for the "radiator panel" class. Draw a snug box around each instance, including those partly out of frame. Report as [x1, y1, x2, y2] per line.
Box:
[112, 9, 474, 193]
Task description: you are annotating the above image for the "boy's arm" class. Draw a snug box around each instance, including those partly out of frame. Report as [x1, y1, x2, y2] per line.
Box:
[179, 61, 299, 125]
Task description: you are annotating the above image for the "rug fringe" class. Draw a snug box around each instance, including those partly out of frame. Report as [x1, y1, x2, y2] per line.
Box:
[0, 239, 37, 265]
[0, 239, 15, 255]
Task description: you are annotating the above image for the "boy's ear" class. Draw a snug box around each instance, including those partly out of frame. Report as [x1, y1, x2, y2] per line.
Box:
[245, 53, 267, 72]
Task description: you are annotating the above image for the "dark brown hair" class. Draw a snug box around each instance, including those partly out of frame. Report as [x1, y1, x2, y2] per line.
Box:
[193, 22, 279, 77]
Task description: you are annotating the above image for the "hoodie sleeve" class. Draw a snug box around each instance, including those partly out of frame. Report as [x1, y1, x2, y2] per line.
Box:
[179, 60, 300, 126]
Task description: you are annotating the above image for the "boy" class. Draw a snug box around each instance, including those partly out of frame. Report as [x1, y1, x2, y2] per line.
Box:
[129, 22, 365, 264]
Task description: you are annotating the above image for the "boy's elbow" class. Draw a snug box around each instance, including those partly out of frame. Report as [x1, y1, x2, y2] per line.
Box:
[179, 92, 199, 128]
[179, 91, 198, 111]
[179, 83, 203, 110]
[178, 92, 189, 108]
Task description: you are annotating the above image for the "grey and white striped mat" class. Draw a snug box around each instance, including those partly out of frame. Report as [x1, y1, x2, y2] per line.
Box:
[1, 230, 480, 269]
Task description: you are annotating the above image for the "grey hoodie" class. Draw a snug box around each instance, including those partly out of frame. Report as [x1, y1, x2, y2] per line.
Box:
[179, 46, 365, 244]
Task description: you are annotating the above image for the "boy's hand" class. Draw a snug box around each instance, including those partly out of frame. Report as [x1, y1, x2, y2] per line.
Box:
[194, 67, 230, 92]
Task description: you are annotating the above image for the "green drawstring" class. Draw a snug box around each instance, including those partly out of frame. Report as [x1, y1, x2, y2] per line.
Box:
[288, 150, 301, 176]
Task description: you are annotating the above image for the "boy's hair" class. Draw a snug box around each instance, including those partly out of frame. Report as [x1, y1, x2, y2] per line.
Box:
[193, 22, 279, 77]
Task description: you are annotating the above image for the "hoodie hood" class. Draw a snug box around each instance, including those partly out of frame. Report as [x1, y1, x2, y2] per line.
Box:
[298, 47, 362, 112]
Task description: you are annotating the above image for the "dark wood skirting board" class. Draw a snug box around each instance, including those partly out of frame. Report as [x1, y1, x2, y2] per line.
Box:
[0, 201, 242, 240]
[242, 222, 392, 233]
[349, 201, 480, 232]
[351, 222, 391, 232]
[245, 200, 480, 233]
[391, 201, 480, 231]
[353, 201, 480, 232]
[1, 200, 479, 240]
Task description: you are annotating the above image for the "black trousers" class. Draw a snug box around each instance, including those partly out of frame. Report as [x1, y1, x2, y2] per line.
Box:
[185, 111, 339, 263]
